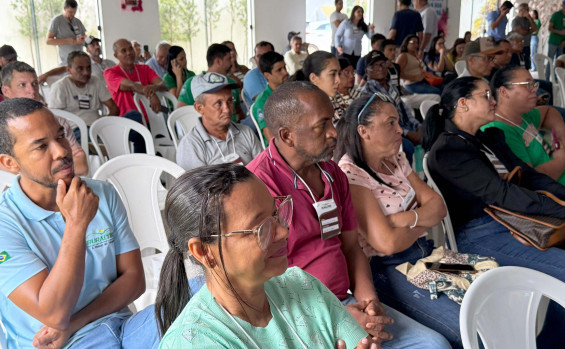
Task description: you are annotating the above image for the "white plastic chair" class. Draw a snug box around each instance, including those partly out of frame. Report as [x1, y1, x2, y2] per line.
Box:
[167, 106, 200, 148]
[533, 53, 551, 81]
[460, 266, 565, 349]
[157, 91, 178, 112]
[49, 109, 89, 156]
[249, 103, 266, 150]
[555, 68, 565, 109]
[455, 60, 466, 76]
[422, 153, 458, 252]
[89, 116, 155, 163]
[133, 93, 175, 161]
[419, 100, 439, 120]
[93, 154, 185, 310]
[0, 170, 16, 193]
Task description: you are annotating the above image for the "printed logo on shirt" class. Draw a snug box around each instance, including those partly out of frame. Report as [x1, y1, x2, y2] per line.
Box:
[86, 228, 114, 249]
[0, 251, 11, 264]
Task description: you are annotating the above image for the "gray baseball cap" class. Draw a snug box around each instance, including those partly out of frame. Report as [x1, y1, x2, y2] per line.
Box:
[191, 72, 239, 99]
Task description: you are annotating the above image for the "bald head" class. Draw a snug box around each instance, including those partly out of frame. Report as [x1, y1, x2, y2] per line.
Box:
[263, 81, 328, 136]
[113, 38, 131, 54]
[113, 38, 136, 66]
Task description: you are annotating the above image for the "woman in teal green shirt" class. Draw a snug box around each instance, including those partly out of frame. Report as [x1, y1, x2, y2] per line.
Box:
[163, 46, 195, 98]
[155, 164, 372, 349]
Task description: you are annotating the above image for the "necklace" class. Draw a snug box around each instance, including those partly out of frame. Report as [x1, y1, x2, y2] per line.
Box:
[495, 112, 551, 154]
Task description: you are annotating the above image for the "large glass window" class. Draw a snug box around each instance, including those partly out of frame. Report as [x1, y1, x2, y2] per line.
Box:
[158, 0, 250, 73]
[2, 0, 101, 74]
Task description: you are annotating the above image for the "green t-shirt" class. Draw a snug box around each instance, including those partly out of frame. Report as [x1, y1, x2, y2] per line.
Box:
[178, 74, 241, 121]
[251, 85, 273, 148]
[159, 267, 367, 349]
[162, 69, 196, 90]
[482, 108, 565, 185]
[549, 11, 565, 45]
[533, 19, 541, 36]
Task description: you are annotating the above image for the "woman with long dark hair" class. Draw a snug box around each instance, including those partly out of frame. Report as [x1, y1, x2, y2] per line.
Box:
[446, 38, 466, 66]
[334, 93, 455, 347]
[155, 164, 373, 348]
[162, 46, 195, 98]
[425, 36, 455, 74]
[303, 51, 342, 123]
[335, 5, 374, 67]
[423, 77, 565, 281]
[396, 35, 440, 95]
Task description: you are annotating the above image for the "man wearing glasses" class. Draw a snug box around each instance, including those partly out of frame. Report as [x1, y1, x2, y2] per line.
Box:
[459, 37, 503, 82]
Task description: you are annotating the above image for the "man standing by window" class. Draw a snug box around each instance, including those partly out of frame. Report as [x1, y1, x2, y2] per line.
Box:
[46, 0, 87, 66]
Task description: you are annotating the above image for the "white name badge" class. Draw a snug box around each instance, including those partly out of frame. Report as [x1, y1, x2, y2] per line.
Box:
[313, 199, 341, 240]
[401, 187, 417, 211]
[223, 152, 243, 165]
[77, 94, 91, 110]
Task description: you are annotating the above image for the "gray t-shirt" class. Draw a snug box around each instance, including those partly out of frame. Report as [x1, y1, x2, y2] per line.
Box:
[512, 16, 532, 47]
[176, 119, 262, 170]
[90, 57, 116, 81]
[48, 14, 86, 66]
[330, 11, 348, 47]
[48, 75, 111, 126]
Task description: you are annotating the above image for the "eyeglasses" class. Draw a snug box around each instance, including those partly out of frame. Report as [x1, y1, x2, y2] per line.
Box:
[210, 195, 293, 250]
[505, 81, 539, 91]
[408, 40, 418, 44]
[369, 62, 387, 70]
[340, 70, 355, 77]
[469, 90, 493, 101]
[357, 92, 394, 124]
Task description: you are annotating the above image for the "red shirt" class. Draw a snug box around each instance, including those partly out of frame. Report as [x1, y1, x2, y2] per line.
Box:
[104, 64, 158, 116]
[247, 139, 358, 300]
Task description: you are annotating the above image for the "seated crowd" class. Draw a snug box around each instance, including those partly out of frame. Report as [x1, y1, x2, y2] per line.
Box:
[1, 0, 565, 348]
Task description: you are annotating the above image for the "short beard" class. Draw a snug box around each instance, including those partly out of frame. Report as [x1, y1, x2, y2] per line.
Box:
[294, 142, 334, 164]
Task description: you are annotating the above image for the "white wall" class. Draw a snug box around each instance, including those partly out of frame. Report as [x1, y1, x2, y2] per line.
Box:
[253, 0, 306, 54]
[98, 0, 162, 59]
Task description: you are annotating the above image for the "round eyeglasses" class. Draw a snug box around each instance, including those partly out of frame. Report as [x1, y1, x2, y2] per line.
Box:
[211, 195, 293, 250]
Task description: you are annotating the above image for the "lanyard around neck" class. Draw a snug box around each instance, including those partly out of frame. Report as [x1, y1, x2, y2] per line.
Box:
[119, 64, 141, 83]
[211, 129, 236, 160]
[293, 163, 334, 204]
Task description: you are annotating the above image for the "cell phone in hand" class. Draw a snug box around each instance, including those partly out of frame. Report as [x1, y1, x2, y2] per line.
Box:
[143, 44, 149, 52]
[553, 129, 560, 150]
[425, 262, 476, 274]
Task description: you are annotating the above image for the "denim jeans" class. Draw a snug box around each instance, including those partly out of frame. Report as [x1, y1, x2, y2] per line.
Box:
[403, 81, 441, 95]
[530, 35, 539, 70]
[340, 289, 451, 349]
[370, 238, 463, 349]
[122, 110, 147, 154]
[69, 305, 160, 348]
[456, 215, 565, 347]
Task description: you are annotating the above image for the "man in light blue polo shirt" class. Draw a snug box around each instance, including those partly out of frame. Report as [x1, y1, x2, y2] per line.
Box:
[0, 98, 159, 348]
[487, 1, 514, 41]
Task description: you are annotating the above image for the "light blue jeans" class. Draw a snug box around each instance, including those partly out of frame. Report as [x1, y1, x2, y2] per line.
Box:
[69, 305, 160, 348]
[530, 35, 539, 70]
[341, 290, 451, 349]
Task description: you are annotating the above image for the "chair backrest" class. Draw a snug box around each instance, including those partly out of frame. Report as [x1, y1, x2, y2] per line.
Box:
[419, 100, 439, 120]
[133, 93, 174, 148]
[49, 109, 89, 155]
[93, 154, 185, 254]
[555, 67, 565, 109]
[422, 153, 458, 252]
[89, 116, 155, 162]
[455, 60, 466, 76]
[167, 106, 200, 148]
[157, 91, 178, 111]
[241, 87, 251, 111]
[460, 266, 565, 349]
[249, 103, 266, 150]
[533, 53, 550, 81]
[0, 170, 15, 193]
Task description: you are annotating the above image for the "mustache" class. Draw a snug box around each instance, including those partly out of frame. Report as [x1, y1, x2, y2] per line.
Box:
[52, 157, 73, 173]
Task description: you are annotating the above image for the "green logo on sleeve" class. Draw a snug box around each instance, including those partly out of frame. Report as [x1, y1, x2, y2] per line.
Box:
[0, 251, 11, 264]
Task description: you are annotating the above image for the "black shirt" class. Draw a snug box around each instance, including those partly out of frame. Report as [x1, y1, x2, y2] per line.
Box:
[427, 119, 565, 228]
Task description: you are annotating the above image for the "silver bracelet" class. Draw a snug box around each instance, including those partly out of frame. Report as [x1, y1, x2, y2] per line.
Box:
[409, 210, 419, 229]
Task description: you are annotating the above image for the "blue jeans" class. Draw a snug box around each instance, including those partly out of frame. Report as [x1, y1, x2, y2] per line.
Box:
[370, 239, 463, 349]
[457, 215, 565, 347]
[403, 81, 441, 95]
[122, 110, 147, 154]
[531, 35, 539, 70]
[69, 305, 159, 348]
[341, 291, 451, 349]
